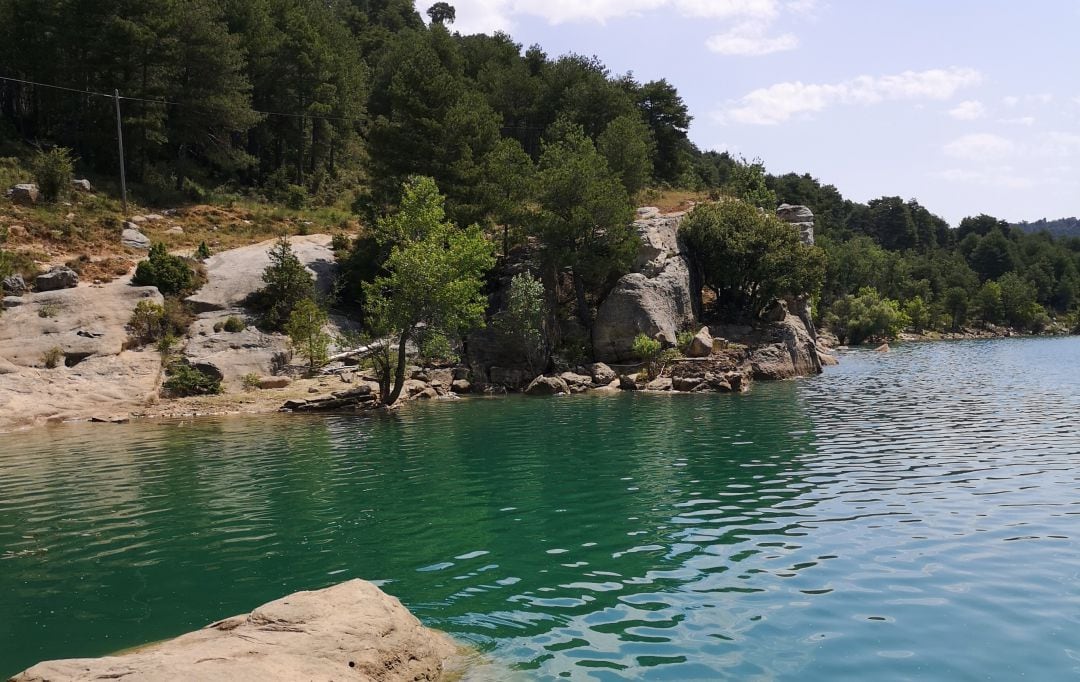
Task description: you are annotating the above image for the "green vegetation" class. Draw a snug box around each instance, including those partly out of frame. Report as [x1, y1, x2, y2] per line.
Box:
[363, 177, 494, 405]
[37, 301, 59, 318]
[132, 244, 197, 296]
[163, 362, 222, 397]
[632, 334, 662, 379]
[824, 288, 909, 345]
[286, 298, 331, 374]
[40, 346, 63, 369]
[241, 372, 262, 391]
[128, 299, 192, 346]
[253, 237, 314, 331]
[194, 241, 212, 261]
[682, 200, 825, 319]
[32, 147, 74, 202]
[495, 272, 548, 375]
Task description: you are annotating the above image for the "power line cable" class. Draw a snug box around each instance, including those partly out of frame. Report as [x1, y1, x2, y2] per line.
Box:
[0, 75, 362, 123]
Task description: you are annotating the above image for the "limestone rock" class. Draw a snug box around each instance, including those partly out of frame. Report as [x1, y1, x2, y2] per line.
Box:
[587, 362, 617, 385]
[2, 274, 27, 295]
[35, 266, 79, 292]
[672, 375, 704, 391]
[619, 374, 639, 390]
[593, 212, 695, 362]
[875, 343, 890, 353]
[184, 313, 292, 387]
[128, 215, 148, 224]
[2, 295, 23, 308]
[559, 371, 593, 393]
[525, 375, 569, 396]
[645, 377, 672, 391]
[776, 204, 815, 245]
[10, 580, 457, 682]
[451, 379, 471, 394]
[71, 178, 92, 192]
[121, 227, 151, 250]
[687, 326, 713, 358]
[165, 225, 184, 235]
[185, 234, 334, 313]
[750, 312, 822, 380]
[9, 184, 39, 205]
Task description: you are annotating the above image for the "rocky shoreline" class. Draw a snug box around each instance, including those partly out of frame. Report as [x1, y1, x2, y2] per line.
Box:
[8, 580, 461, 682]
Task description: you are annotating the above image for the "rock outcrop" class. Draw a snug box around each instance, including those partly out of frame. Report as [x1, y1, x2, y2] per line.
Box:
[525, 375, 570, 396]
[121, 227, 151, 250]
[0, 279, 164, 431]
[749, 308, 822, 380]
[776, 204, 815, 245]
[10, 579, 458, 682]
[593, 209, 696, 362]
[8, 183, 39, 205]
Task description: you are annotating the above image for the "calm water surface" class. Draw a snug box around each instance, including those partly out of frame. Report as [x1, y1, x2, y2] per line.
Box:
[2, 337, 1080, 680]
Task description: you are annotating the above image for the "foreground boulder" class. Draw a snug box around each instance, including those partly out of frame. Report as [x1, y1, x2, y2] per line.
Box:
[34, 266, 79, 292]
[525, 375, 569, 395]
[593, 210, 696, 362]
[10, 579, 458, 682]
[9, 183, 39, 205]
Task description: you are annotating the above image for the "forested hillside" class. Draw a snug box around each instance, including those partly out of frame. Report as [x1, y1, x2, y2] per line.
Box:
[1011, 217, 1080, 239]
[2, 0, 1079, 342]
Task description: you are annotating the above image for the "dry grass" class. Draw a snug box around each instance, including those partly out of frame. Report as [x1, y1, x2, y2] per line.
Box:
[639, 188, 711, 214]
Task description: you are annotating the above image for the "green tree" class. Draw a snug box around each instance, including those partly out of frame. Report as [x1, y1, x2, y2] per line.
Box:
[132, 243, 196, 296]
[943, 286, 970, 330]
[597, 113, 654, 198]
[495, 272, 548, 374]
[257, 236, 314, 331]
[825, 288, 909, 345]
[533, 122, 636, 329]
[32, 147, 75, 202]
[997, 272, 1047, 331]
[363, 176, 495, 405]
[903, 295, 930, 332]
[727, 157, 777, 209]
[480, 138, 536, 257]
[974, 281, 1004, 324]
[286, 298, 331, 373]
[682, 200, 825, 319]
[426, 2, 455, 24]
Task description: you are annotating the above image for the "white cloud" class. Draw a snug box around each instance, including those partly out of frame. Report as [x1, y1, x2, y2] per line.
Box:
[717, 67, 983, 125]
[706, 21, 798, 55]
[948, 100, 985, 120]
[440, 0, 815, 55]
[998, 116, 1036, 126]
[932, 167, 1036, 190]
[943, 133, 1016, 160]
[1002, 93, 1054, 108]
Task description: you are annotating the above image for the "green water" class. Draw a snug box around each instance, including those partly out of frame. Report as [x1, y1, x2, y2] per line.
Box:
[3, 337, 1080, 679]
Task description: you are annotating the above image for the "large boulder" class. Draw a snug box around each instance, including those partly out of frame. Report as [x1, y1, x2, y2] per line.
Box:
[2, 274, 27, 295]
[524, 375, 569, 396]
[71, 178, 92, 192]
[587, 362, 617, 385]
[35, 266, 79, 292]
[776, 204, 815, 245]
[121, 227, 151, 250]
[750, 312, 822, 380]
[593, 212, 695, 362]
[9, 183, 39, 205]
[10, 580, 458, 682]
[686, 326, 713, 358]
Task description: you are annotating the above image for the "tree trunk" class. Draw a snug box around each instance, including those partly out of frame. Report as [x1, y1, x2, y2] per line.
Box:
[385, 330, 410, 406]
[572, 269, 591, 331]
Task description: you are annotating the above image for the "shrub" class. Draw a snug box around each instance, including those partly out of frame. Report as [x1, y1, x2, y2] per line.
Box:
[32, 147, 75, 202]
[285, 298, 331, 373]
[38, 301, 60, 318]
[418, 330, 458, 366]
[252, 237, 314, 331]
[676, 330, 695, 355]
[285, 184, 307, 210]
[826, 287, 909, 345]
[41, 346, 63, 369]
[494, 272, 547, 374]
[156, 333, 177, 357]
[241, 372, 261, 391]
[132, 243, 196, 296]
[129, 300, 165, 344]
[331, 233, 351, 252]
[632, 333, 663, 378]
[222, 316, 246, 333]
[163, 362, 221, 396]
[194, 241, 211, 261]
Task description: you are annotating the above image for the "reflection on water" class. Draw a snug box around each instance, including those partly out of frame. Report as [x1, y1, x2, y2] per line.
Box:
[2, 337, 1080, 680]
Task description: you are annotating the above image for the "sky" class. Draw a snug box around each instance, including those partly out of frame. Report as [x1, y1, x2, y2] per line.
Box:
[417, 0, 1080, 225]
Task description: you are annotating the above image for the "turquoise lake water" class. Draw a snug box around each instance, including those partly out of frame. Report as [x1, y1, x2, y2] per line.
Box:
[2, 337, 1080, 679]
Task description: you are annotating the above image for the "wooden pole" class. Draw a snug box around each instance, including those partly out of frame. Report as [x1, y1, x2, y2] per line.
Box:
[113, 89, 128, 214]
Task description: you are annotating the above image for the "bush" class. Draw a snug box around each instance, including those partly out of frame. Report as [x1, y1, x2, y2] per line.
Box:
[132, 243, 196, 296]
[331, 233, 351, 252]
[33, 147, 75, 202]
[682, 200, 825, 319]
[676, 330, 695, 355]
[38, 301, 60, 318]
[494, 272, 547, 374]
[223, 316, 246, 333]
[417, 330, 458, 366]
[163, 362, 222, 396]
[241, 372, 261, 391]
[252, 237, 314, 331]
[129, 298, 192, 345]
[156, 333, 177, 357]
[285, 184, 307, 210]
[194, 241, 211, 261]
[41, 346, 63, 369]
[632, 333, 663, 379]
[285, 298, 331, 373]
[826, 287, 909, 345]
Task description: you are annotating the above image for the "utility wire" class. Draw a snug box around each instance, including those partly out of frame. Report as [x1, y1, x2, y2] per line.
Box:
[0, 75, 362, 123]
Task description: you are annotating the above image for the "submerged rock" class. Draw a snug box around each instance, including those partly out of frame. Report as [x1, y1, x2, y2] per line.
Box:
[10, 579, 458, 682]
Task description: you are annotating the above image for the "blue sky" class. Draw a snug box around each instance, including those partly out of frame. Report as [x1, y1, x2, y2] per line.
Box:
[421, 0, 1080, 225]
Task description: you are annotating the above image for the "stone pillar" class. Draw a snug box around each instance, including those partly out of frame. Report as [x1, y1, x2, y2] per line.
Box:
[776, 204, 814, 245]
